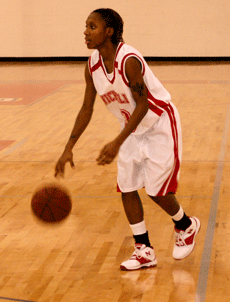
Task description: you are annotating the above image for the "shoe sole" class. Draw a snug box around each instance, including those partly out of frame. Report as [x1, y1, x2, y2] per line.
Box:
[173, 217, 201, 260]
[120, 260, 157, 271]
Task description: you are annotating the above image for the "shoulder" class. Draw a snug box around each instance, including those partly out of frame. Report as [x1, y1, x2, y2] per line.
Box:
[118, 44, 146, 81]
[88, 49, 99, 65]
[117, 43, 146, 69]
[118, 43, 144, 59]
[88, 50, 100, 77]
[125, 56, 142, 73]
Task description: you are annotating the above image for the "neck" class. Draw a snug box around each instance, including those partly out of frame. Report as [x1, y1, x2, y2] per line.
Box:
[98, 42, 120, 62]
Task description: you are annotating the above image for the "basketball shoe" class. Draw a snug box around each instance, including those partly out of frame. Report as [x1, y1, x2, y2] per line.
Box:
[120, 243, 157, 271]
[173, 216, 200, 260]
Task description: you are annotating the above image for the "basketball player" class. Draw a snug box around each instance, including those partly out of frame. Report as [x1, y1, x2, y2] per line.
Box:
[55, 8, 200, 271]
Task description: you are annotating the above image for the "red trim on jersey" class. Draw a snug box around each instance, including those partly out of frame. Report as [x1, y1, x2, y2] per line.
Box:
[88, 54, 102, 77]
[120, 53, 146, 87]
[89, 42, 124, 84]
[116, 42, 124, 58]
[147, 90, 169, 109]
[100, 59, 116, 83]
[91, 61, 101, 72]
[103, 43, 123, 83]
[148, 101, 164, 116]
[146, 88, 168, 116]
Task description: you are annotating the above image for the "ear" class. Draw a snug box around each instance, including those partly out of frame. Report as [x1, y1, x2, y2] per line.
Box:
[106, 27, 114, 38]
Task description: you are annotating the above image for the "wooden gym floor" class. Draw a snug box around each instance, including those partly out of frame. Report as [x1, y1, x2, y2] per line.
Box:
[0, 60, 229, 302]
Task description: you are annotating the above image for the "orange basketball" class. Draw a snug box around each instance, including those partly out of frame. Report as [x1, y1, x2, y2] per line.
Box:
[31, 184, 72, 223]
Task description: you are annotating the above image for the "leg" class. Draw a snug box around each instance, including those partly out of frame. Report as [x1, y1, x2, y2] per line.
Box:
[149, 193, 191, 230]
[149, 193, 180, 216]
[149, 193, 200, 260]
[120, 191, 157, 270]
[121, 191, 143, 225]
[121, 190, 150, 246]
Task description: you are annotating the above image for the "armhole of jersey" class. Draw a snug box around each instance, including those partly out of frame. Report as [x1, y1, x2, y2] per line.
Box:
[121, 54, 145, 86]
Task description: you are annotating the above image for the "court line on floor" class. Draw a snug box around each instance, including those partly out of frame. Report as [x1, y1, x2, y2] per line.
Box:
[0, 160, 229, 163]
[0, 297, 36, 302]
[24, 84, 73, 107]
[0, 195, 212, 199]
[2, 139, 27, 155]
[195, 102, 230, 302]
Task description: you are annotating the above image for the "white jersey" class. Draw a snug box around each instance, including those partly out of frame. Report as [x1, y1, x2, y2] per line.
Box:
[88, 42, 172, 135]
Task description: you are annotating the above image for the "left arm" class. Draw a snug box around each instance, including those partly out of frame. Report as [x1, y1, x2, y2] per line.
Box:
[97, 57, 149, 165]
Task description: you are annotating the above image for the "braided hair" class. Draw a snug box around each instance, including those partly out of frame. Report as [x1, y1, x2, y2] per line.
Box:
[93, 8, 124, 45]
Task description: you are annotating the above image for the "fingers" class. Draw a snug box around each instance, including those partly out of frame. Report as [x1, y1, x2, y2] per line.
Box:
[96, 144, 116, 165]
[54, 161, 65, 178]
[70, 159, 75, 169]
[96, 151, 105, 165]
[54, 158, 74, 178]
[97, 156, 113, 165]
[96, 152, 113, 165]
[97, 157, 108, 165]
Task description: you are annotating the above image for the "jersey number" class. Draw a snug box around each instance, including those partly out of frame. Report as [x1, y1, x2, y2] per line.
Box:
[120, 109, 136, 132]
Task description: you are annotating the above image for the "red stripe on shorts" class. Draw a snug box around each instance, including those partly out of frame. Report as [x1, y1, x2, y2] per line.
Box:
[117, 183, 122, 192]
[156, 104, 180, 196]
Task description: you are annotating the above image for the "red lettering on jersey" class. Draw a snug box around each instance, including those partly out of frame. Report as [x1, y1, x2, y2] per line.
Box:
[106, 93, 113, 104]
[101, 95, 110, 105]
[107, 91, 117, 102]
[101, 91, 129, 105]
[119, 94, 129, 104]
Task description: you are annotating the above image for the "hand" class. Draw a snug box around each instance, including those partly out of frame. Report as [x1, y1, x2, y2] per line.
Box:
[96, 140, 120, 165]
[54, 149, 75, 178]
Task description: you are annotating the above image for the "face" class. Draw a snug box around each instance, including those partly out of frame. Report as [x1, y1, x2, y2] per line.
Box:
[84, 12, 112, 49]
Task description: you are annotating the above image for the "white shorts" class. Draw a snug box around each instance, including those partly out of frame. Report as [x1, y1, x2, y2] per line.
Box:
[117, 103, 182, 196]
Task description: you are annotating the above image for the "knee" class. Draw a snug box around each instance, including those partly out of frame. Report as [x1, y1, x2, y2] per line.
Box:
[148, 194, 168, 205]
[122, 191, 138, 197]
[148, 193, 175, 204]
[121, 191, 140, 204]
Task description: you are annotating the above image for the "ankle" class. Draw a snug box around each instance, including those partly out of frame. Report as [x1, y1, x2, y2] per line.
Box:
[133, 231, 151, 247]
[173, 214, 191, 231]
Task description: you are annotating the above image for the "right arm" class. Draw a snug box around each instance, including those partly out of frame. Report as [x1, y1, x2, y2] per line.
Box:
[55, 64, 97, 177]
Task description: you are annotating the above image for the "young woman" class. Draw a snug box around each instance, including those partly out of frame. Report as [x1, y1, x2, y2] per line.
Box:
[55, 8, 200, 271]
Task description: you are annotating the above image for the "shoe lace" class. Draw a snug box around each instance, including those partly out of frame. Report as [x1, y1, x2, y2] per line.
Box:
[174, 231, 186, 246]
[130, 248, 142, 260]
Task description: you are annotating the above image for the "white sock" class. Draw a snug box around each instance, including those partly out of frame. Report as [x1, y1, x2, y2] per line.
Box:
[171, 205, 184, 221]
[130, 220, 147, 235]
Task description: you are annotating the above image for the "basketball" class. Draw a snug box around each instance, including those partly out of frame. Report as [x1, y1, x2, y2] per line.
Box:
[31, 184, 72, 223]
